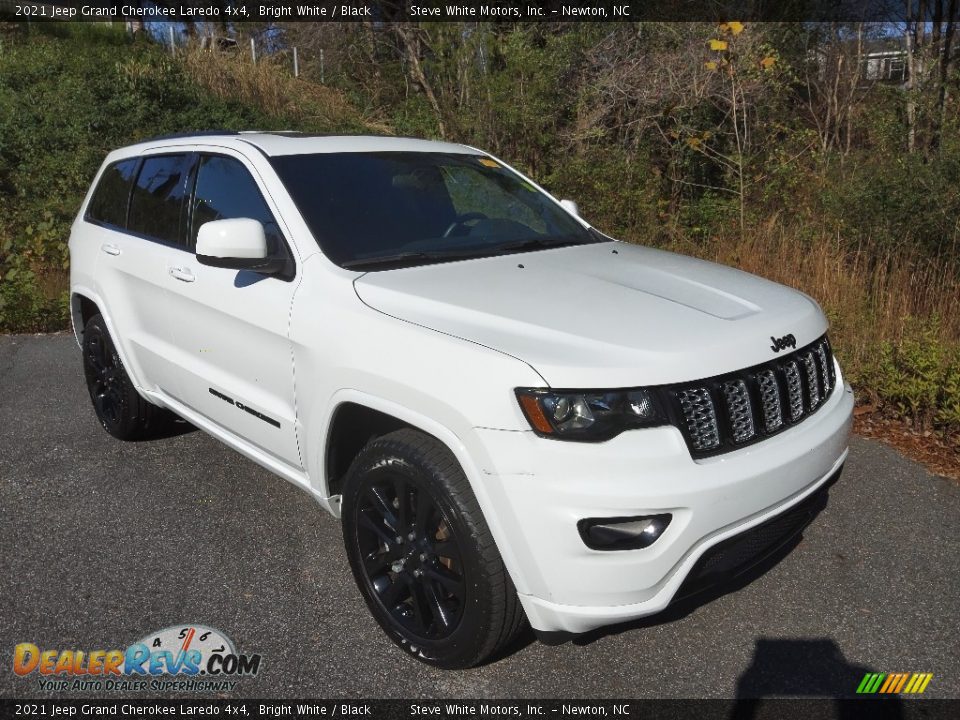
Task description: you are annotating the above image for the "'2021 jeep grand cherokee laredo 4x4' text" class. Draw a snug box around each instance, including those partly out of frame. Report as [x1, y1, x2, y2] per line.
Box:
[69, 133, 853, 668]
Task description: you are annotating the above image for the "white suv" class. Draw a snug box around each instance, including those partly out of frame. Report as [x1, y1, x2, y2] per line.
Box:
[69, 132, 853, 668]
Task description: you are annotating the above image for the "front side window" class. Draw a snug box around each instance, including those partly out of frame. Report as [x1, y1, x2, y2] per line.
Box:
[270, 152, 595, 269]
[190, 155, 287, 263]
[128, 154, 191, 245]
[86, 158, 139, 228]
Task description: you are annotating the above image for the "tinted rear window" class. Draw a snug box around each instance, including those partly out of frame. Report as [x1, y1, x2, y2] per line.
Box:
[128, 154, 191, 244]
[86, 159, 139, 228]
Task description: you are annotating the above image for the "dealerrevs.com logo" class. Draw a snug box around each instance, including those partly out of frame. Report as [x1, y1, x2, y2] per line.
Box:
[13, 624, 261, 693]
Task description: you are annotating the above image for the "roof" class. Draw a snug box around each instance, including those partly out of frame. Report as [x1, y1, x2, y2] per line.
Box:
[120, 131, 479, 158]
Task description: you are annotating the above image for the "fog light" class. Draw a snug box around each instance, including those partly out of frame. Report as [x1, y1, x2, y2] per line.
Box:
[578, 514, 672, 551]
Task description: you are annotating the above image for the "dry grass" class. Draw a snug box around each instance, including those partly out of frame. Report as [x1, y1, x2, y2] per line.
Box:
[659, 222, 960, 382]
[179, 43, 390, 134]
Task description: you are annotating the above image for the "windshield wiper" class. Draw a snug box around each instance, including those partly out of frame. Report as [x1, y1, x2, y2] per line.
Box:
[341, 249, 489, 270]
[342, 236, 599, 270]
[491, 237, 591, 255]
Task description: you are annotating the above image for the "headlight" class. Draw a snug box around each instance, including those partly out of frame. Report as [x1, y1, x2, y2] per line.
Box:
[515, 387, 667, 441]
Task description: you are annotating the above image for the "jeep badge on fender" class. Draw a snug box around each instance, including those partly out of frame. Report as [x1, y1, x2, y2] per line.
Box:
[69, 132, 853, 669]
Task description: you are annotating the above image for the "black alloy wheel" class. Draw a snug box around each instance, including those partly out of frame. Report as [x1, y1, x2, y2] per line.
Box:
[84, 328, 125, 428]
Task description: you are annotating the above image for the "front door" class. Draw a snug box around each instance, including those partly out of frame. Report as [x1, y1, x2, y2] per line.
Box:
[160, 151, 302, 469]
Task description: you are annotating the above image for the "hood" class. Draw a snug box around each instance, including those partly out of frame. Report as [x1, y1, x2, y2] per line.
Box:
[353, 242, 827, 388]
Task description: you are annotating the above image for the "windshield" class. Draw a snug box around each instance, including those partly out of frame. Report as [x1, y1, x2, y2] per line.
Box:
[270, 151, 596, 269]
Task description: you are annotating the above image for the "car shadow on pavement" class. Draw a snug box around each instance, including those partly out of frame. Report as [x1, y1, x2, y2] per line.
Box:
[730, 638, 903, 715]
[139, 415, 198, 441]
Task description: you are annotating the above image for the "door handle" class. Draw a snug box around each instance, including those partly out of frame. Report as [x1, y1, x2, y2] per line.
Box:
[168, 266, 196, 283]
[100, 243, 121, 256]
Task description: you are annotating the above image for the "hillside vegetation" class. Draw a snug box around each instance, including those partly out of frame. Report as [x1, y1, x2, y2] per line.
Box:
[0, 23, 375, 333]
[0, 21, 958, 446]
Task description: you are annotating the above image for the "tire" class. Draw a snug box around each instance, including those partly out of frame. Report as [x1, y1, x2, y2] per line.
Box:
[81, 313, 171, 440]
[341, 428, 526, 668]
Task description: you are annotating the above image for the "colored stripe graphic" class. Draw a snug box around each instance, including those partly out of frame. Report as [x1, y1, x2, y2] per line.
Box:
[857, 672, 932, 694]
[858, 673, 886, 693]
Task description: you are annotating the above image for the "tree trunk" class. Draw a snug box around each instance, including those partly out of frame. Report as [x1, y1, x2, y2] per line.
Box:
[395, 25, 448, 138]
[937, 0, 958, 149]
[905, 15, 918, 153]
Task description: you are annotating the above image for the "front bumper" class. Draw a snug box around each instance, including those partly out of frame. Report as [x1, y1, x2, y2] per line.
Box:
[473, 378, 854, 634]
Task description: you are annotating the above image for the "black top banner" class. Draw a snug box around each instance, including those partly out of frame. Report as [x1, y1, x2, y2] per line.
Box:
[0, 0, 939, 23]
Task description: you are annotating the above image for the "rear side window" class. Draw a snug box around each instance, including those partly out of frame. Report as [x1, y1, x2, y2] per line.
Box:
[128, 154, 191, 245]
[86, 159, 139, 228]
[190, 155, 286, 259]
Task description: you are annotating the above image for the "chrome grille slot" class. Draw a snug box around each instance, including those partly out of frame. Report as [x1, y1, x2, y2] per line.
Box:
[783, 361, 804, 421]
[756, 369, 783, 433]
[816, 341, 833, 395]
[803, 351, 821, 407]
[722, 379, 755, 443]
[665, 335, 836, 458]
[676, 387, 720, 451]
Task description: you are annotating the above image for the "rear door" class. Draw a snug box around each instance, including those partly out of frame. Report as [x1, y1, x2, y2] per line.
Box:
[160, 150, 302, 468]
[87, 153, 191, 395]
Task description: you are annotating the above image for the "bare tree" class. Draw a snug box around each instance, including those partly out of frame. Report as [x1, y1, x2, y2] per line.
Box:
[804, 23, 873, 157]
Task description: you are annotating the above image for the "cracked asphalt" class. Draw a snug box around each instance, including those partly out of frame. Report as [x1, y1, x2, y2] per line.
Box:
[1, 334, 958, 699]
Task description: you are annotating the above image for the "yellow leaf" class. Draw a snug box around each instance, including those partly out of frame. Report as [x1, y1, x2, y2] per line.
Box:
[709, 39, 728, 51]
[686, 137, 702, 149]
[704, 61, 718, 70]
[727, 21, 745, 35]
[760, 56, 776, 69]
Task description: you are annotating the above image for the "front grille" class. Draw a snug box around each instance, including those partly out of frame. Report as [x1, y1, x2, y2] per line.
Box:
[665, 336, 836, 459]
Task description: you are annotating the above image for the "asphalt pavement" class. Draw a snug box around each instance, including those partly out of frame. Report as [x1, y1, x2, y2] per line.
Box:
[1, 334, 958, 699]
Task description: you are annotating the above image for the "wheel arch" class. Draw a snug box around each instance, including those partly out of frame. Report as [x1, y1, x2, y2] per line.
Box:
[68, 286, 150, 399]
[324, 401, 414, 499]
[69, 290, 102, 346]
[316, 389, 537, 597]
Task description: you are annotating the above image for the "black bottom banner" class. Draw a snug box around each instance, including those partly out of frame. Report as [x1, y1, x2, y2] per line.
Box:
[1, 699, 957, 720]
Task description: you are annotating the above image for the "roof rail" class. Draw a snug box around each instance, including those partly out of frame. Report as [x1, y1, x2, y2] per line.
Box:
[136, 130, 242, 144]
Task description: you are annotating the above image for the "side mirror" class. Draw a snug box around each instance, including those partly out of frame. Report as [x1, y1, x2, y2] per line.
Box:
[196, 218, 283, 274]
[559, 199, 579, 217]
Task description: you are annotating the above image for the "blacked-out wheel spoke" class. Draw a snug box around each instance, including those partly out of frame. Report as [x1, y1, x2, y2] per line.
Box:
[424, 565, 464, 596]
[358, 509, 397, 547]
[362, 550, 393, 577]
[410, 582, 431, 630]
[379, 574, 409, 609]
[423, 581, 453, 630]
[365, 486, 399, 532]
[431, 537, 462, 565]
[393, 478, 411, 533]
[414, 489, 432, 536]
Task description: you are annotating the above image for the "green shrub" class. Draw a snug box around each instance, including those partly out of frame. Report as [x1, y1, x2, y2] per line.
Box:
[861, 317, 960, 432]
[0, 27, 283, 333]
